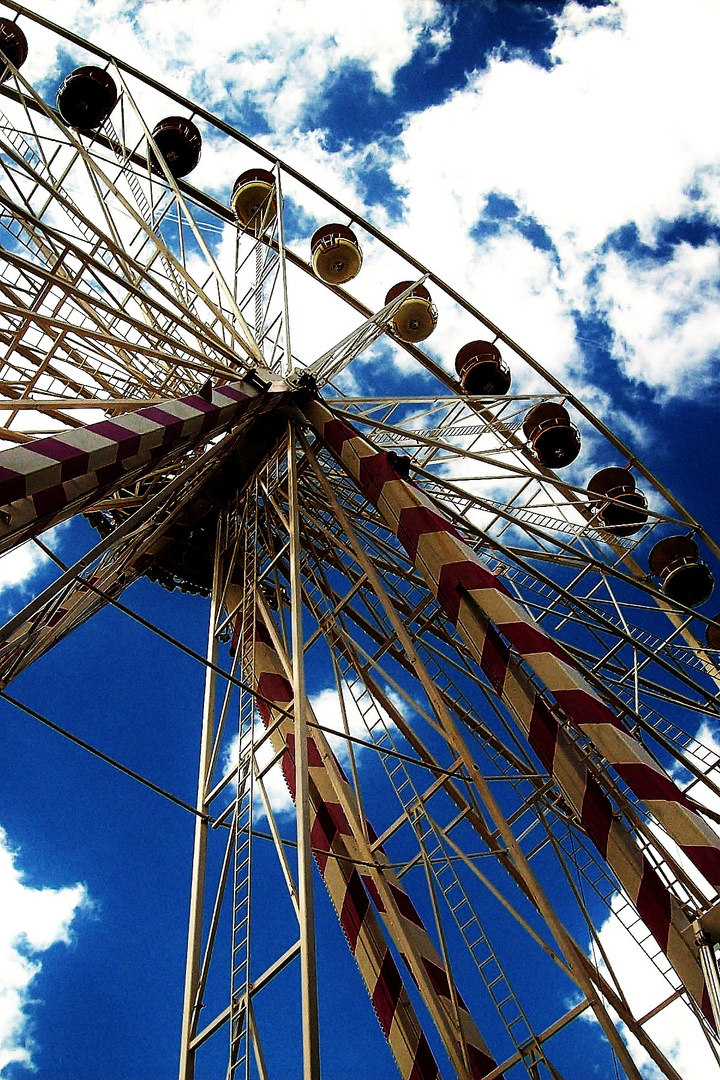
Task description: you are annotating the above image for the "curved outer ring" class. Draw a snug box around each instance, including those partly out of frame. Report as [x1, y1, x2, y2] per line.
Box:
[3, 0, 716, 564]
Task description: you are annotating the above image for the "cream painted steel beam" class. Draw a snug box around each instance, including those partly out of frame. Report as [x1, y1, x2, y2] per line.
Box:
[179, 522, 223, 1080]
[3, 71, 259, 368]
[294, 430, 655, 1074]
[287, 422, 321, 1080]
[2, 0, 718, 567]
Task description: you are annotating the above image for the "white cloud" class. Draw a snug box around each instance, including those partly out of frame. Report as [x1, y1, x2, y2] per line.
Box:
[421, 230, 582, 389]
[22, 0, 720, 404]
[224, 683, 401, 819]
[247, 717, 295, 818]
[310, 683, 385, 752]
[0, 541, 48, 597]
[30, 0, 449, 132]
[597, 242, 720, 398]
[591, 896, 720, 1079]
[387, 0, 720, 398]
[446, 0, 720, 252]
[0, 524, 70, 604]
[0, 826, 89, 1074]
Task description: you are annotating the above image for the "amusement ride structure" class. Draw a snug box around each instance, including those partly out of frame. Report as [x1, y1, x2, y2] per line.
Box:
[1, 6, 720, 1079]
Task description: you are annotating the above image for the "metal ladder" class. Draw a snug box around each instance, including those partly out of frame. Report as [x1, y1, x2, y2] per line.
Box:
[228, 489, 260, 1080]
[298, 557, 543, 1062]
[103, 118, 202, 324]
[416, 811, 540, 1059]
[299, 508, 695, 1013]
[0, 110, 196, 396]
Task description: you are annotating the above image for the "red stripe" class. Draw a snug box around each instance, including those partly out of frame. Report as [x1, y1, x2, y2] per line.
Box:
[702, 986, 716, 1027]
[94, 460, 126, 487]
[420, 956, 467, 1009]
[32, 483, 69, 518]
[94, 424, 142, 460]
[198, 402, 223, 435]
[284, 732, 324, 767]
[436, 561, 510, 625]
[416, 959, 451, 997]
[322, 417, 357, 456]
[331, 749, 351, 786]
[388, 883, 425, 928]
[281, 744, 296, 799]
[679, 845, 720, 888]
[527, 697, 558, 771]
[47, 607, 68, 628]
[215, 385, 249, 403]
[257, 671, 293, 704]
[397, 504, 462, 562]
[635, 859, 672, 952]
[311, 799, 352, 849]
[89, 418, 137, 445]
[580, 773, 614, 857]
[553, 688, 622, 731]
[185, 394, 218, 415]
[310, 816, 332, 874]
[496, 621, 568, 663]
[32, 438, 84, 461]
[479, 622, 510, 694]
[274, 733, 325, 804]
[361, 874, 386, 912]
[340, 869, 370, 953]
[254, 621, 273, 646]
[409, 1033, 440, 1080]
[467, 1041, 499, 1080]
[30, 438, 91, 484]
[358, 452, 403, 507]
[614, 762, 695, 810]
[0, 466, 25, 504]
[140, 407, 186, 446]
[372, 950, 403, 1037]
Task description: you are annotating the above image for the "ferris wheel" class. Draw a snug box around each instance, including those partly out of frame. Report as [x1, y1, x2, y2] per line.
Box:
[1, 5, 720, 1079]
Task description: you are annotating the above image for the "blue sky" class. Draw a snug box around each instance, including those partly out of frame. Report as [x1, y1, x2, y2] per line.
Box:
[1, 0, 720, 1077]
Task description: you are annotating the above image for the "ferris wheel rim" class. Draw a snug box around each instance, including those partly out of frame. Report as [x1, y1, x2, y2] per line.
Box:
[0, 21, 717, 719]
[0, 8, 719, 1078]
[0, 0, 716, 573]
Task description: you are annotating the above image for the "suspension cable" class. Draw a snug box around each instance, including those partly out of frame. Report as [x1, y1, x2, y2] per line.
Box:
[1, 689, 207, 819]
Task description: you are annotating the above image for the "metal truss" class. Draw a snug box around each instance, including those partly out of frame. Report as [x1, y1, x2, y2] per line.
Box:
[0, 7, 719, 1080]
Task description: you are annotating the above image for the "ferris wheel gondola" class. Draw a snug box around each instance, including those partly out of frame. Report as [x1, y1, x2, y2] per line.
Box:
[0, 5, 719, 1080]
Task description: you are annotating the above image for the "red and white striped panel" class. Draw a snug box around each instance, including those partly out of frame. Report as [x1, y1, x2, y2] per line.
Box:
[303, 396, 715, 1022]
[240, 600, 501, 1080]
[0, 563, 129, 686]
[499, 657, 711, 1021]
[0, 376, 289, 555]
[0, 478, 199, 687]
[303, 397, 720, 891]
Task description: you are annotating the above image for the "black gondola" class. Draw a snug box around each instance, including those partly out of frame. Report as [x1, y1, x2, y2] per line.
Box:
[57, 67, 118, 130]
[523, 402, 581, 468]
[150, 117, 202, 178]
